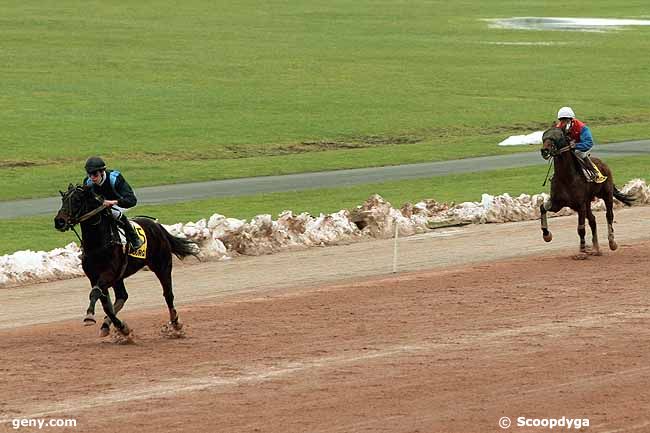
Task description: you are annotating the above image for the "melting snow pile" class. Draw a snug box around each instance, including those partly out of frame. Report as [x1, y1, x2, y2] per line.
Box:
[1, 179, 649, 288]
[447, 192, 572, 223]
[620, 178, 650, 205]
[0, 243, 83, 287]
[164, 210, 360, 257]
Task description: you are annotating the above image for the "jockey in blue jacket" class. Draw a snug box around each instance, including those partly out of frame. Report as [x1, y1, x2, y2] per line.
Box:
[83, 156, 144, 249]
[554, 107, 607, 183]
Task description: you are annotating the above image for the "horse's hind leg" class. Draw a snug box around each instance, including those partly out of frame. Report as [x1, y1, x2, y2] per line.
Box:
[152, 258, 181, 330]
[577, 207, 587, 253]
[586, 206, 601, 256]
[604, 194, 618, 251]
[100, 280, 129, 337]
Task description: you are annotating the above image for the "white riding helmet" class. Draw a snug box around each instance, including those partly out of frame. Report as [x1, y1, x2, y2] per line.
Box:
[557, 106, 575, 119]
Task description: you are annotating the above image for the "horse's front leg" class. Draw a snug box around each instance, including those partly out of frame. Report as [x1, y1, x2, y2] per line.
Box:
[540, 199, 554, 242]
[83, 286, 102, 325]
[100, 280, 129, 337]
[95, 285, 130, 336]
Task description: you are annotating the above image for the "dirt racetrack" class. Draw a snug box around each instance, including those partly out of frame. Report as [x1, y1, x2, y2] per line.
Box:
[2, 207, 650, 433]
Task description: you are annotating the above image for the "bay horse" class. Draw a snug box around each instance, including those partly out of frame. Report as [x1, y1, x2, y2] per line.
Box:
[54, 184, 199, 337]
[539, 127, 635, 255]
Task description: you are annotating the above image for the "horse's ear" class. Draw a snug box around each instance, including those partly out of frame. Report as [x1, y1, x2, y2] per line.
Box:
[68, 183, 74, 190]
[59, 190, 65, 197]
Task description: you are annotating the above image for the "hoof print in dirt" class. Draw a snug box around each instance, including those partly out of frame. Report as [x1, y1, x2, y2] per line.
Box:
[110, 328, 136, 345]
[160, 322, 186, 339]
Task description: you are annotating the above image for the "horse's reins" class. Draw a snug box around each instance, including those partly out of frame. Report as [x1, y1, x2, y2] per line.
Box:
[77, 204, 108, 223]
[542, 140, 575, 186]
[64, 198, 130, 279]
[553, 142, 575, 156]
[542, 159, 553, 187]
[66, 204, 107, 245]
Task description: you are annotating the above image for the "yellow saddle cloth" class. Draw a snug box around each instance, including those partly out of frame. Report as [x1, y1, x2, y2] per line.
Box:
[127, 221, 147, 259]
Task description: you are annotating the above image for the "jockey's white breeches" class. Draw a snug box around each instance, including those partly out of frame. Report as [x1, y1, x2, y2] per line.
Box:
[110, 206, 126, 219]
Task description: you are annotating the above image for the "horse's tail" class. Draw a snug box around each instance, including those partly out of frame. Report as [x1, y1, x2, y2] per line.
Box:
[161, 226, 201, 260]
[613, 186, 635, 207]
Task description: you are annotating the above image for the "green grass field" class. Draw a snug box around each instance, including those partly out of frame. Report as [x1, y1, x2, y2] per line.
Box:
[2, 0, 650, 200]
[2, 1, 649, 254]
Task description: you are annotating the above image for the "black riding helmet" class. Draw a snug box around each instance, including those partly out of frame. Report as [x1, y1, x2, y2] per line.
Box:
[85, 156, 106, 174]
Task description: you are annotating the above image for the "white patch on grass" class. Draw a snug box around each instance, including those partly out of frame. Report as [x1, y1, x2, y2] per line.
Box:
[485, 17, 650, 32]
[498, 131, 543, 146]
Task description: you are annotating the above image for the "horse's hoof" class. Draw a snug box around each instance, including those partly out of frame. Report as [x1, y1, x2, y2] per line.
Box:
[543, 233, 553, 242]
[572, 253, 588, 260]
[99, 326, 110, 338]
[118, 322, 131, 336]
[171, 320, 183, 331]
[609, 241, 618, 251]
[83, 314, 96, 325]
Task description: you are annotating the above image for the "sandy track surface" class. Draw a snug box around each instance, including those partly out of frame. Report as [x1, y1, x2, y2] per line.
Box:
[1, 207, 650, 432]
[3, 206, 650, 331]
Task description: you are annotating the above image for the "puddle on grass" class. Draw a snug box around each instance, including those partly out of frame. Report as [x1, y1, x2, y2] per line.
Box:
[485, 17, 650, 32]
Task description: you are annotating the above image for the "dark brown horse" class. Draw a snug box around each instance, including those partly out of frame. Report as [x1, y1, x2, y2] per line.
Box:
[54, 184, 199, 337]
[539, 127, 634, 255]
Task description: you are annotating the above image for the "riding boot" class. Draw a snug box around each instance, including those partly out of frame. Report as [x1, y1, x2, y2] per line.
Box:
[119, 214, 143, 250]
[575, 156, 594, 182]
[583, 156, 607, 184]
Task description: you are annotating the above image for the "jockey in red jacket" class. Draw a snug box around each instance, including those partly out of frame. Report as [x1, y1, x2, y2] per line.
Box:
[554, 107, 607, 183]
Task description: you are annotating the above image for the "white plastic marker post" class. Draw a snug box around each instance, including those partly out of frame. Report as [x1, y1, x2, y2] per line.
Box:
[392, 218, 399, 273]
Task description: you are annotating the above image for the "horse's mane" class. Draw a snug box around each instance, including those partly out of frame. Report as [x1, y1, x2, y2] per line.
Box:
[542, 127, 586, 176]
[542, 127, 565, 145]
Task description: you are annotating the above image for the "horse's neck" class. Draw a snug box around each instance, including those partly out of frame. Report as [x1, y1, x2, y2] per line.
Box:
[80, 213, 115, 250]
[554, 153, 580, 181]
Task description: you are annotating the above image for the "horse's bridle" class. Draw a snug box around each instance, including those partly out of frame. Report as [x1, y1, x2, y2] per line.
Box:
[59, 187, 107, 230]
[541, 132, 575, 160]
[540, 128, 576, 186]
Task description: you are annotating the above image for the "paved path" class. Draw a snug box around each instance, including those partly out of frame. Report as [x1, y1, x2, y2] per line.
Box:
[2, 140, 648, 219]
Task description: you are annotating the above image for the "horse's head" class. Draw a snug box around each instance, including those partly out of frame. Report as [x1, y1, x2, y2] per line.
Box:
[541, 127, 570, 160]
[54, 184, 103, 231]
